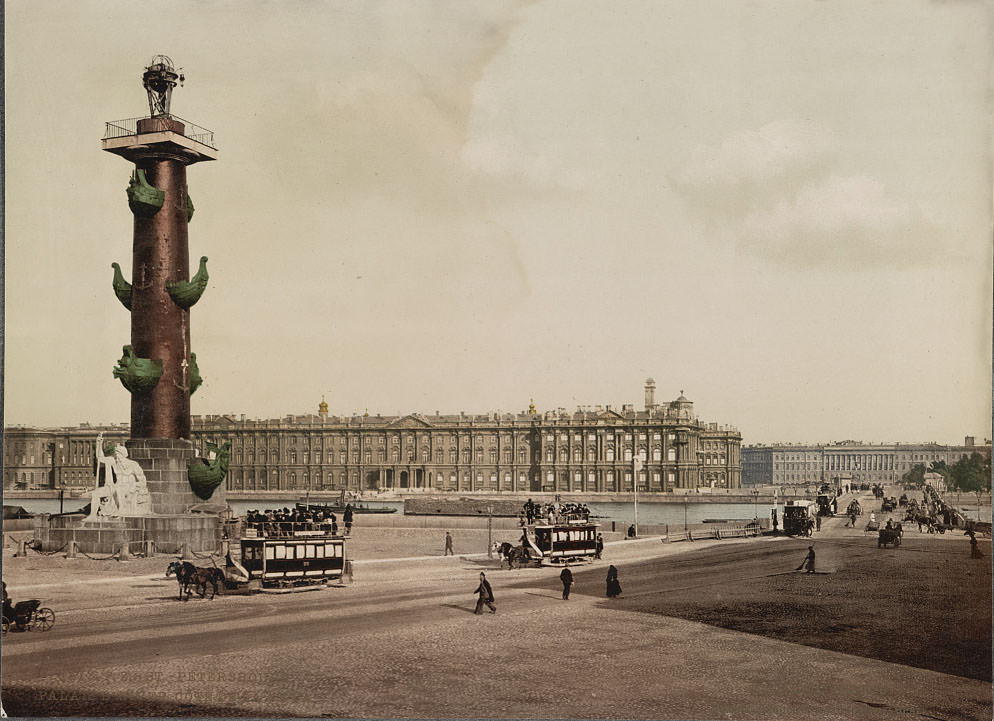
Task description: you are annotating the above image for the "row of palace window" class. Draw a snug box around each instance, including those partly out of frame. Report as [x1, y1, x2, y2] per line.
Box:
[200, 427, 729, 452]
[229, 469, 685, 490]
[220, 445, 685, 465]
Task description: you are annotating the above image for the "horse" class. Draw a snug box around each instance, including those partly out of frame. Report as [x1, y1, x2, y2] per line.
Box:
[166, 561, 197, 601]
[497, 542, 530, 569]
[190, 566, 225, 600]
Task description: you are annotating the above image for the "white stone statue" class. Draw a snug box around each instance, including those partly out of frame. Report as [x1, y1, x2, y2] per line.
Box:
[84, 443, 151, 521]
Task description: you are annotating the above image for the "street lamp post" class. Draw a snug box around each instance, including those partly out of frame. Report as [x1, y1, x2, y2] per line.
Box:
[487, 504, 493, 558]
[633, 456, 643, 537]
[753, 489, 759, 519]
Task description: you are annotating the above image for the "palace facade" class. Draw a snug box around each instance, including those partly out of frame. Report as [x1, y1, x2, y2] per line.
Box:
[741, 437, 991, 487]
[3, 381, 742, 494]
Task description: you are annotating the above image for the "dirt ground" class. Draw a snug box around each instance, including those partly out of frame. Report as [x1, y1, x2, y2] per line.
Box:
[2, 490, 992, 720]
[561, 534, 992, 682]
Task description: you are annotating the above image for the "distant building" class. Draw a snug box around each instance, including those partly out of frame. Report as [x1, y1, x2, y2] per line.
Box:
[4, 381, 742, 494]
[741, 437, 991, 488]
[2, 424, 129, 491]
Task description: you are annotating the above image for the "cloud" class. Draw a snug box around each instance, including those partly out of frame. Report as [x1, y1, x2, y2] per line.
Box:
[676, 119, 838, 197]
[674, 120, 951, 269]
[739, 174, 946, 268]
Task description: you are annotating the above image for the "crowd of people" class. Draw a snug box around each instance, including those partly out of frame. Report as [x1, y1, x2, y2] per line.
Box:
[244, 505, 355, 537]
[519, 498, 591, 525]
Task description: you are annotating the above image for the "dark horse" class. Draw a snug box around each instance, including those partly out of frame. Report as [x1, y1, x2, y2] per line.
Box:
[166, 561, 197, 601]
[189, 566, 225, 600]
[497, 542, 530, 569]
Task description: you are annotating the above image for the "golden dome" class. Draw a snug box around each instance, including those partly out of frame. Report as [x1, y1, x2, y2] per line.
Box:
[528, 398, 537, 415]
[318, 395, 328, 414]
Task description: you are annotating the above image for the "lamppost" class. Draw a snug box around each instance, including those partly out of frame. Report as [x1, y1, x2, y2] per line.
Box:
[633, 456, 643, 538]
[684, 493, 688, 532]
[753, 489, 759, 519]
[487, 504, 494, 558]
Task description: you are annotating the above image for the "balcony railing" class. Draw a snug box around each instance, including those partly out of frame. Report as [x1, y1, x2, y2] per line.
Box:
[103, 115, 216, 150]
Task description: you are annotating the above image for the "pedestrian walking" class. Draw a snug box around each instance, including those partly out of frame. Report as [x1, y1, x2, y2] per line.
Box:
[560, 566, 574, 600]
[772, 509, 779, 535]
[474, 572, 496, 614]
[815, 514, 822, 531]
[444, 531, 454, 556]
[796, 546, 816, 574]
[595, 533, 604, 559]
[343, 504, 354, 535]
[968, 531, 983, 559]
[606, 564, 622, 598]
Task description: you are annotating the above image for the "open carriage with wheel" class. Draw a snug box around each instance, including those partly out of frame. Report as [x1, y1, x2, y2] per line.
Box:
[2, 599, 55, 635]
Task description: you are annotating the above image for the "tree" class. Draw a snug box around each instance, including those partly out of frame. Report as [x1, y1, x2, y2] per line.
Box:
[901, 463, 926, 489]
[949, 453, 992, 512]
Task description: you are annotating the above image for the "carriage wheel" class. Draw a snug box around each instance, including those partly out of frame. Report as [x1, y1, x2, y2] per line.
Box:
[1, 617, 9, 636]
[30, 608, 55, 632]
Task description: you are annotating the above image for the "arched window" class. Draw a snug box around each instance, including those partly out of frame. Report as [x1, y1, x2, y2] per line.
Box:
[667, 448, 676, 462]
[606, 447, 615, 462]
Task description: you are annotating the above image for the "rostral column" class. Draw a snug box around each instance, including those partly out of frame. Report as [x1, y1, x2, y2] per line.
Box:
[103, 55, 216, 439]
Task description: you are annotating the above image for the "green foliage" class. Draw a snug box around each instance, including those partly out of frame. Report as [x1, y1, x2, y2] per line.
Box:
[901, 464, 926, 489]
[949, 452, 992, 495]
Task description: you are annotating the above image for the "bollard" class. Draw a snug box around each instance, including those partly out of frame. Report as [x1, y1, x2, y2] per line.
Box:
[118, 542, 131, 562]
[181, 542, 194, 561]
[65, 540, 77, 559]
[344, 559, 354, 584]
[145, 540, 155, 557]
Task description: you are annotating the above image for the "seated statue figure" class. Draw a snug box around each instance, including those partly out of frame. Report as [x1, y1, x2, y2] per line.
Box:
[111, 445, 151, 516]
[83, 444, 151, 520]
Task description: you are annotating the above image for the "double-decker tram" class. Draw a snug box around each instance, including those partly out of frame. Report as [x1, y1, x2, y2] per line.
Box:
[530, 516, 599, 564]
[236, 514, 347, 589]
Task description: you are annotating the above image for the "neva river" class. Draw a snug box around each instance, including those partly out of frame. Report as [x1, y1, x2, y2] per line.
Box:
[7, 497, 775, 526]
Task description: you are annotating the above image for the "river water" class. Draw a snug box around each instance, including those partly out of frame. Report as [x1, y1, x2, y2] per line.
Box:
[6, 497, 775, 526]
[11, 495, 989, 525]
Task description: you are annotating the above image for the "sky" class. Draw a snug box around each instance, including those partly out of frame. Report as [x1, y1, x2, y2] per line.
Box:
[3, 0, 992, 446]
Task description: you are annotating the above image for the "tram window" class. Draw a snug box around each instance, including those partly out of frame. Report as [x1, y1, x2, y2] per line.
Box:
[325, 542, 339, 557]
[306, 544, 316, 557]
[274, 545, 287, 560]
[315, 544, 324, 558]
[295, 545, 306, 559]
[265, 546, 276, 560]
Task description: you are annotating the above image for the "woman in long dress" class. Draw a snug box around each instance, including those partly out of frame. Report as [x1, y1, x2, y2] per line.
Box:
[606, 565, 622, 598]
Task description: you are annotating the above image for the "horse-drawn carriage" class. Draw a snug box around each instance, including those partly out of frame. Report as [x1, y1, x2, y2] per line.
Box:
[881, 497, 898, 512]
[2, 598, 55, 635]
[964, 520, 992, 538]
[783, 501, 816, 536]
[878, 523, 902, 548]
[498, 519, 599, 568]
[238, 528, 347, 589]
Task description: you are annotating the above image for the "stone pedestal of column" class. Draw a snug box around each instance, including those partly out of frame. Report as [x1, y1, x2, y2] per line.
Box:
[126, 438, 227, 514]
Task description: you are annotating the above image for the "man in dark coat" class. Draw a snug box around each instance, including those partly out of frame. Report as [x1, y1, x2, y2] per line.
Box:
[560, 566, 574, 600]
[796, 546, 816, 574]
[595, 533, 604, 559]
[474, 572, 496, 614]
[343, 504, 354, 535]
